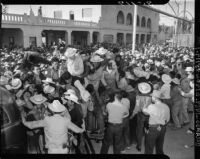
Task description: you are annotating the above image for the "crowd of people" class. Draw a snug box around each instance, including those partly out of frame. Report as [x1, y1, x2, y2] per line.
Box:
[0, 42, 194, 154]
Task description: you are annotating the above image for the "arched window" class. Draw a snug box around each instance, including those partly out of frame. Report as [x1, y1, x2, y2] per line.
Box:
[141, 16, 146, 27]
[117, 11, 124, 24]
[137, 15, 140, 26]
[147, 18, 151, 28]
[126, 13, 132, 25]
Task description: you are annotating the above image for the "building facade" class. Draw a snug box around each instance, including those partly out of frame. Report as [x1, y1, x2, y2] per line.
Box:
[1, 5, 159, 48]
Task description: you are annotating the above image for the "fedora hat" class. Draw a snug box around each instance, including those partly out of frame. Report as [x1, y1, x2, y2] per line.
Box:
[64, 48, 77, 58]
[30, 94, 47, 105]
[42, 78, 55, 84]
[162, 74, 172, 84]
[138, 82, 152, 95]
[48, 100, 66, 113]
[43, 85, 55, 94]
[172, 78, 180, 85]
[64, 92, 79, 104]
[64, 89, 76, 96]
[90, 55, 104, 63]
[10, 78, 22, 90]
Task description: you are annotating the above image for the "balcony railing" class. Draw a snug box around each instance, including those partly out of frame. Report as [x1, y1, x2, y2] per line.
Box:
[2, 13, 99, 28]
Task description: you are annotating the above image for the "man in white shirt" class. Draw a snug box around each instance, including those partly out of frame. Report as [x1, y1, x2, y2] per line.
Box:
[21, 100, 84, 154]
[142, 90, 170, 154]
[100, 91, 127, 154]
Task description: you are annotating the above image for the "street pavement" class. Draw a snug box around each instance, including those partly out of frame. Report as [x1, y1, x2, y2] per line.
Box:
[91, 114, 194, 159]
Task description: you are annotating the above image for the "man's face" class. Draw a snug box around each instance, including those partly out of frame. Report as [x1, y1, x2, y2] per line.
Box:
[33, 66, 40, 75]
[52, 62, 59, 70]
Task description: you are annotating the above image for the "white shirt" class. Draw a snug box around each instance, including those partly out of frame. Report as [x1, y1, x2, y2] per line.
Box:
[106, 100, 127, 124]
[143, 102, 170, 125]
[23, 114, 82, 149]
[160, 83, 171, 99]
[121, 98, 130, 118]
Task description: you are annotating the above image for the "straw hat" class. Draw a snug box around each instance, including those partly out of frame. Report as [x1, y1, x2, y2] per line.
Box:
[64, 92, 79, 104]
[64, 89, 76, 96]
[95, 47, 107, 55]
[90, 55, 104, 63]
[138, 82, 152, 95]
[43, 85, 55, 94]
[30, 94, 47, 105]
[48, 100, 66, 113]
[10, 78, 22, 90]
[172, 78, 180, 85]
[64, 48, 77, 58]
[185, 67, 193, 72]
[42, 78, 55, 84]
[162, 74, 172, 84]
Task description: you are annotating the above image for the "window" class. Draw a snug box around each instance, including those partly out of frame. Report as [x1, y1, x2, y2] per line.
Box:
[103, 35, 114, 43]
[141, 34, 145, 44]
[147, 18, 151, 28]
[9, 37, 14, 44]
[126, 13, 132, 25]
[141, 17, 146, 27]
[29, 37, 37, 47]
[146, 34, 151, 43]
[137, 15, 140, 26]
[117, 11, 124, 24]
[0, 108, 10, 127]
[136, 34, 139, 44]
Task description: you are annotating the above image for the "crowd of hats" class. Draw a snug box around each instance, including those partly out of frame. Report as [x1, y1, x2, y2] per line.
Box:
[0, 43, 194, 113]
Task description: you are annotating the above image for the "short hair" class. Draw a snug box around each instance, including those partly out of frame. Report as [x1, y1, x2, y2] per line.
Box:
[51, 57, 59, 63]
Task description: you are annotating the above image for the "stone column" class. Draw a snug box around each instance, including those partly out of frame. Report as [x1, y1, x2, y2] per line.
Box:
[68, 30, 72, 45]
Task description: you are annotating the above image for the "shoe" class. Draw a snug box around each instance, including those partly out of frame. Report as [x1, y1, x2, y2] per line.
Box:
[186, 130, 193, 134]
[126, 146, 131, 150]
[121, 150, 126, 153]
[136, 145, 141, 152]
[182, 122, 190, 126]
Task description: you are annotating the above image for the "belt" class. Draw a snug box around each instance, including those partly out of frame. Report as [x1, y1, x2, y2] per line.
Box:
[149, 124, 166, 127]
[108, 122, 122, 126]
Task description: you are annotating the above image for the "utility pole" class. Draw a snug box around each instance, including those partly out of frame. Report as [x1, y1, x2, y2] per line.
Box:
[132, 4, 137, 54]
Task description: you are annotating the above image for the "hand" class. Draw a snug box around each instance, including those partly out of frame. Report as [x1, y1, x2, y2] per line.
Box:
[181, 91, 185, 96]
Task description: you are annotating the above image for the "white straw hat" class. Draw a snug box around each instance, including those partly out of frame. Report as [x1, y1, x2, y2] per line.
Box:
[10, 78, 22, 90]
[185, 67, 193, 72]
[172, 78, 180, 85]
[30, 94, 47, 105]
[48, 100, 66, 113]
[162, 74, 172, 84]
[138, 82, 152, 94]
[64, 92, 79, 104]
[43, 85, 55, 94]
[90, 55, 104, 63]
[64, 48, 77, 58]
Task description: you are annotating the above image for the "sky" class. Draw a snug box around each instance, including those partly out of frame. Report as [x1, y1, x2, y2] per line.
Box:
[4, 0, 194, 26]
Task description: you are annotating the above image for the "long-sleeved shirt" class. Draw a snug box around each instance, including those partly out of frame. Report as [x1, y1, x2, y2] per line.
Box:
[22, 114, 82, 149]
[143, 101, 170, 125]
[132, 95, 152, 116]
[160, 83, 171, 99]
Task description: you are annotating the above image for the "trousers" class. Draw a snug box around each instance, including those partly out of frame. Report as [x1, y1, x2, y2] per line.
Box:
[145, 125, 166, 154]
[136, 112, 149, 148]
[100, 123, 123, 154]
